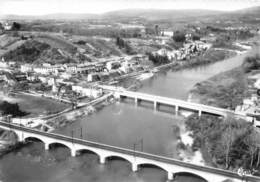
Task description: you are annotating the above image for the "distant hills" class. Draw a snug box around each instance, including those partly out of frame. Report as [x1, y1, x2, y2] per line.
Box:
[0, 6, 260, 21]
[102, 9, 222, 20]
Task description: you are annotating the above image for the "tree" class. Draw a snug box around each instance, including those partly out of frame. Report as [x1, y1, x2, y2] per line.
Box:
[0, 23, 3, 30]
[12, 22, 21, 31]
[173, 31, 186, 43]
[147, 52, 170, 65]
[0, 101, 28, 117]
[116, 37, 125, 49]
[221, 117, 236, 169]
[242, 54, 260, 73]
[192, 34, 201, 41]
[155, 25, 160, 36]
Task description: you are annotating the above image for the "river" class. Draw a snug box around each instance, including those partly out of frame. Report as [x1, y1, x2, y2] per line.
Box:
[0, 51, 251, 182]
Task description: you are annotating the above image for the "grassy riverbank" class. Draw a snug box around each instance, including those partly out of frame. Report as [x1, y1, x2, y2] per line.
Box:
[189, 67, 248, 109]
[189, 43, 260, 109]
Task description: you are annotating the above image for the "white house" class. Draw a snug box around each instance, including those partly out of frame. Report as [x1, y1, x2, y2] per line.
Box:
[72, 85, 103, 98]
[0, 61, 8, 68]
[21, 64, 33, 72]
[161, 30, 174, 37]
[106, 61, 121, 71]
[3, 22, 12, 31]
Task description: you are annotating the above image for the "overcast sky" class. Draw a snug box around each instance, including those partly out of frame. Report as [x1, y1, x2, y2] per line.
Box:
[0, 0, 260, 15]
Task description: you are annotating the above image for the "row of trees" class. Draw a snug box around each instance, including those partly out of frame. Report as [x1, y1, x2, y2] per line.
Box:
[186, 114, 260, 172]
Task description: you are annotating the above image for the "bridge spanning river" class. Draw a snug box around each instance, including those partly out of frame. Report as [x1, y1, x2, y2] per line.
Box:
[100, 86, 253, 120]
[0, 121, 259, 182]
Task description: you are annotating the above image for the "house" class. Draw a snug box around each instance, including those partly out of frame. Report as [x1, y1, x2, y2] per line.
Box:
[106, 61, 121, 71]
[38, 75, 48, 84]
[21, 64, 33, 73]
[87, 73, 100, 82]
[2, 73, 16, 85]
[157, 49, 167, 56]
[60, 72, 73, 79]
[3, 22, 12, 31]
[34, 67, 50, 75]
[72, 85, 103, 98]
[161, 30, 174, 37]
[26, 72, 38, 82]
[0, 60, 8, 68]
[95, 63, 105, 72]
[14, 72, 27, 82]
[33, 64, 62, 75]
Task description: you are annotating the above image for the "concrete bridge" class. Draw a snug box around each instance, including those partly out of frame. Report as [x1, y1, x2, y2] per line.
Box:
[111, 89, 251, 119]
[0, 121, 259, 182]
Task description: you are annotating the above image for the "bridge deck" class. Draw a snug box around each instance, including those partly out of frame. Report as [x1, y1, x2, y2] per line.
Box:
[117, 90, 249, 118]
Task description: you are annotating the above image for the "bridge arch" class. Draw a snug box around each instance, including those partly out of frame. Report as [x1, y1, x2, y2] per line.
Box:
[105, 155, 133, 166]
[137, 162, 168, 173]
[75, 148, 100, 158]
[24, 136, 45, 144]
[48, 142, 72, 151]
[174, 172, 207, 182]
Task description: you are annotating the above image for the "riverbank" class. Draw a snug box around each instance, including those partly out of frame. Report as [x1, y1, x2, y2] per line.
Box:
[117, 48, 239, 91]
[171, 48, 237, 71]
[189, 67, 248, 109]
[188, 41, 259, 109]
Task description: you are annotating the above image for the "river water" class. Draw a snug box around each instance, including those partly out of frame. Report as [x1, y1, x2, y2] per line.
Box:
[0, 51, 250, 182]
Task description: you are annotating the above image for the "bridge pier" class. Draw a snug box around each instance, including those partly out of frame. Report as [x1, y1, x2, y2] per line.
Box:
[175, 106, 179, 116]
[167, 172, 173, 181]
[135, 97, 139, 106]
[44, 143, 49, 150]
[71, 149, 76, 157]
[99, 156, 106, 164]
[132, 163, 138, 172]
[154, 101, 157, 110]
[198, 110, 202, 117]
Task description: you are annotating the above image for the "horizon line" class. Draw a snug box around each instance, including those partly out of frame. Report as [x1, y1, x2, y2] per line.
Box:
[0, 6, 257, 17]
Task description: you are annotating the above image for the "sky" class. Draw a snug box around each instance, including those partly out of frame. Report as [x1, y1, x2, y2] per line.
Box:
[0, 0, 260, 16]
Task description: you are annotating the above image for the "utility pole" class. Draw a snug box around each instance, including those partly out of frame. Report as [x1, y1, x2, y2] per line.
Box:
[71, 130, 74, 144]
[133, 143, 136, 160]
[140, 138, 143, 152]
[80, 127, 83, 139]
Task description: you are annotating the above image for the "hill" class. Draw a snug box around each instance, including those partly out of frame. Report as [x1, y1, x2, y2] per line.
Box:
[102, 9, 222, 20]
[2, 39, 77, 64]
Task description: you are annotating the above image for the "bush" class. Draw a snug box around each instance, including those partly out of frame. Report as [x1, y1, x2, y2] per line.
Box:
[0, 101, 28, 117]
[242, 54, 260, 73]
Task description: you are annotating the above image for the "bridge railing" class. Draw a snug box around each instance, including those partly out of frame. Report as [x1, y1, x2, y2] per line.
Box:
[0, 121, 259, 181]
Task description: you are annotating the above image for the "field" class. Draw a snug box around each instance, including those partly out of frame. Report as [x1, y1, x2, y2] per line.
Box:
[0, 93, 69, 118]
